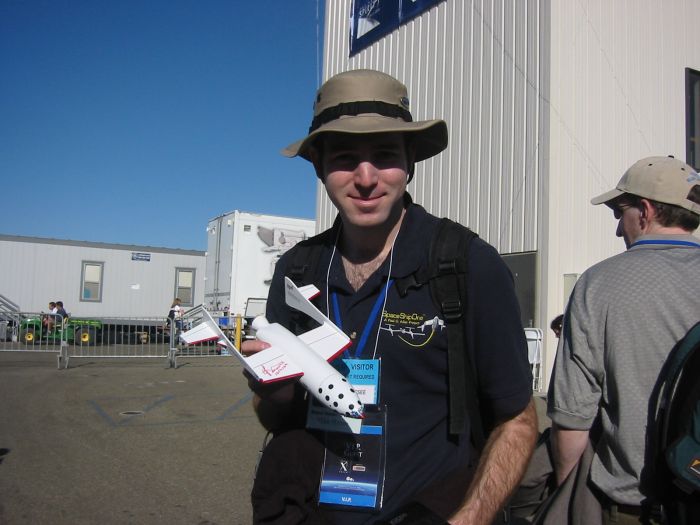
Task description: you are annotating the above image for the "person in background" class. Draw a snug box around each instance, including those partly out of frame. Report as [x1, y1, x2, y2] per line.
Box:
[547, 155, 700, 523]
[168, 298, 184, 330]
[54, 301, 68, 326]
[42, 301, 58, 332]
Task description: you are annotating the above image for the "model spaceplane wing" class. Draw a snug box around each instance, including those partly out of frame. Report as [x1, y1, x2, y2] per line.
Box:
[178, 310, 304, 381]
[179, 278, 362, 418]
[297, 323, 350, 362]
[243, 345, 304, 382]
[178, 319, 222, 346]
[243, 322, 347, 382]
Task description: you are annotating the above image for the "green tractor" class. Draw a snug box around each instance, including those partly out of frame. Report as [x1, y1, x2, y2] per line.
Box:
[19, 316, 102, 346]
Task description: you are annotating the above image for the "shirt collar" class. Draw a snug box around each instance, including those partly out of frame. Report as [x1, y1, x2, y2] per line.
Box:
[629, 233, 700, 250]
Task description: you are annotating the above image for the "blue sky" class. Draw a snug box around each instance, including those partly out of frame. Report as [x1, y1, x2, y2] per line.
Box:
[1, 0, 324, 250]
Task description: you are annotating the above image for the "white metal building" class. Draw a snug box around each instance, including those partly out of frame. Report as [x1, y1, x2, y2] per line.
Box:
[315, 0, 700, 388]
[0, 234, 205, 319]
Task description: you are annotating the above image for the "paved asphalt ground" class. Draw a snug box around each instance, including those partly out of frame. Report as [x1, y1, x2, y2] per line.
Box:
[0, 351, 267, 524]
[0, 351, 550, 525]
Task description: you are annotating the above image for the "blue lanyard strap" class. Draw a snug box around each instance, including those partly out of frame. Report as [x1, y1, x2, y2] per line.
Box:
[331, 293, 342, 329]
[333, 279, 394, 359]
[630, 239, 700, 248]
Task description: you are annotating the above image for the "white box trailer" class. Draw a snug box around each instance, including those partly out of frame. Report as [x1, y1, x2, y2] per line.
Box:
[0, 234, 205, 319]
[0, 234, 205, 344]
[205, 211, 316, 316]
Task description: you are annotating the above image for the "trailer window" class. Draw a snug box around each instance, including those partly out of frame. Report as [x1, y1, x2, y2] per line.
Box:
[81, 261, 104, 302]
[175, 268, 195, 307]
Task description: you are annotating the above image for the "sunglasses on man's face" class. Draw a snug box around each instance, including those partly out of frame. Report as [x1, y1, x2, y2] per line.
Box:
[613, 203, 637, 220]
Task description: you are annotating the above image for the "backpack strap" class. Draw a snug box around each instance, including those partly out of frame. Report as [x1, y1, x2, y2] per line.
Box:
[428, 218, 484, 447]
[286, 241, 325, 287]
[283, 239, 328, 334]
[285, 226, 337, 287]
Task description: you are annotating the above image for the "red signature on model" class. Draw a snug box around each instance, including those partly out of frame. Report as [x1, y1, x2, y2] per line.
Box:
[262, 361, 288, 377]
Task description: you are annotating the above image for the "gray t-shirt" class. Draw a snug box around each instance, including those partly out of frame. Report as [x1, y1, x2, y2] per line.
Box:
[548, 233, 700, 504]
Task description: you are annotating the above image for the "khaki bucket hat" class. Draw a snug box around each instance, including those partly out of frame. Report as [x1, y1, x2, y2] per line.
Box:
[282, 69, 448, 162]
[591, 156, 700, 215]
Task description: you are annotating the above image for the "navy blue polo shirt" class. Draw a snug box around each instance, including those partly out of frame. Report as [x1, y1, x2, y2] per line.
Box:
[267, 200, 532, 522]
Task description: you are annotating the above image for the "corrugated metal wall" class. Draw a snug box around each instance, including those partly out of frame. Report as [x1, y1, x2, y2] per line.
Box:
[541, 0, 700, 382]
[318, 0, 546, 256]
[318, 0, 700, 389]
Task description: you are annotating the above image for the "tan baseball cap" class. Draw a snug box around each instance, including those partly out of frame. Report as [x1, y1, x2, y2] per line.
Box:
[282, 69, 448, 163]
[591, 156, 700, 215]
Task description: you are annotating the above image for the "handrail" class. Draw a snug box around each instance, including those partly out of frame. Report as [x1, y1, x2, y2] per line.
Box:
[0, 294, 21, 325]
[0, 294, 20, 314]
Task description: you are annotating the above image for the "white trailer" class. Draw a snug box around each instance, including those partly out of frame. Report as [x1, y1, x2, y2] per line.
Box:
[0, 234, 205, 319]
[0, 234, 206, 345]
[204, 211, 316, 316]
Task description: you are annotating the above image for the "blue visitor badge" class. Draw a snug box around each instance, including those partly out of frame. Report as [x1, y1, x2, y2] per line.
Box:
[344, 358, 380, 405]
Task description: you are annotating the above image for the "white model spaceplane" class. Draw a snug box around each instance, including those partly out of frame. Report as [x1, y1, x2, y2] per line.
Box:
[180, 277, 363, 419]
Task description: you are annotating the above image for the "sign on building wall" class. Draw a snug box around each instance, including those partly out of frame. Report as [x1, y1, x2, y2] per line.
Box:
[349, 0, 445, 56]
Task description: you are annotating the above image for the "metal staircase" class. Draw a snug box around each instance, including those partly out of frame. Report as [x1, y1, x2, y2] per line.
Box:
[0, 294, 21, 341]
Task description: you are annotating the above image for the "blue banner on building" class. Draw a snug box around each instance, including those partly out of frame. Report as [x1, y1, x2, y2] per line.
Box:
[349, 0, 444, 56]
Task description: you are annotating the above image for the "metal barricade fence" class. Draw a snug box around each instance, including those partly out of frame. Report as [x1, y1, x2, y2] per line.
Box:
[57, 316, 175, 369]
[0, 309, 246, 369]
[2, 310, 548, 386]
[0, 311, 67, 347]
[0, 312, 67, 367]
[1, 313, 175, 369]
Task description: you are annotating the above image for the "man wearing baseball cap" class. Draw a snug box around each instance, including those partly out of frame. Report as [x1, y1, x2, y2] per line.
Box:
[243, 69, 537, 524]
[548, 156, 700, 522]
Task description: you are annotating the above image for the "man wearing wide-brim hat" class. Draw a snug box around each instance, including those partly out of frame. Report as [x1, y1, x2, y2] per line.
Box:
[548, 156, 700, 523]
[243, 69, 537, 524]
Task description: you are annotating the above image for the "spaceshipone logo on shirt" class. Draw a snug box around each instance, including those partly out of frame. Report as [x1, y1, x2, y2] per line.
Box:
[379, 310, 445, 348]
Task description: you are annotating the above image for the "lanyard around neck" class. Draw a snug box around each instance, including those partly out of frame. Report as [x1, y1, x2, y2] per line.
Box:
[332, 279, 394, 359]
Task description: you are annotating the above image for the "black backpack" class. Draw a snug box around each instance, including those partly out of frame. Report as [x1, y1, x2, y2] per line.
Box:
[285, 218, 485, 449]
[649, 321, 700, 524]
